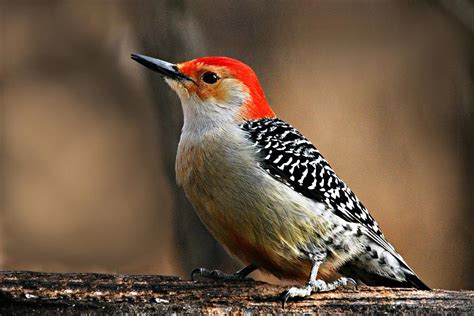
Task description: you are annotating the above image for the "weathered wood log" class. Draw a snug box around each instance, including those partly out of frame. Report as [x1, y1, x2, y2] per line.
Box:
[0, 271, 472, 314]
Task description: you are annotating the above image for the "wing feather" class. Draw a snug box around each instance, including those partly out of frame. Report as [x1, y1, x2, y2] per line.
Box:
[240, 118, 406, 262]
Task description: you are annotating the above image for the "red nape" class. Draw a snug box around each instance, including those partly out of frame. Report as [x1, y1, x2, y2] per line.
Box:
[188, 57, 276, 120]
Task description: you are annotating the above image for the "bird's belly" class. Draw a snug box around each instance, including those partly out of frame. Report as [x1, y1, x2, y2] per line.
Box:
[176, 135, 363, 282]
[180, 164, 345, 281]
[185, 189, 306, 280]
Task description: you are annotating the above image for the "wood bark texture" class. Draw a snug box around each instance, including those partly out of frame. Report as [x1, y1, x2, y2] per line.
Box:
[0, 271, 472, 314]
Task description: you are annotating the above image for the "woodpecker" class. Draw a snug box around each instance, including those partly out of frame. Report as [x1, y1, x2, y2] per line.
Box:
[131, 54, 430, 302]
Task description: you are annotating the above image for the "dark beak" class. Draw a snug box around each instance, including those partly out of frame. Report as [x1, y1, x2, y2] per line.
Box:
[131, 53, 192, 82]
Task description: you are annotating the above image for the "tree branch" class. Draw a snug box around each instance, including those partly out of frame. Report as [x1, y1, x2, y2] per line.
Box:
[0, 271, 472, 314]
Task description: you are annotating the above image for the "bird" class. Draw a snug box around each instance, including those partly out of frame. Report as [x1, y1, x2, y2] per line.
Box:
[131, 53, 430, 303]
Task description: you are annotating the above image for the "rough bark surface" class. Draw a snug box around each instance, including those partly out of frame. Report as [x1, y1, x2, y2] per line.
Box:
[0, 271, 472, 314]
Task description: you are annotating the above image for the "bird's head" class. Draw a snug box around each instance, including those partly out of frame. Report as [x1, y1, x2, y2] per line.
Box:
[131, 54, 275, 124]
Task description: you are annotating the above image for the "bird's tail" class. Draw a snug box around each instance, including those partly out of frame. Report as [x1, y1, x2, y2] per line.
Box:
[340, 262, 430, 290]
[402, 271, 430, 290]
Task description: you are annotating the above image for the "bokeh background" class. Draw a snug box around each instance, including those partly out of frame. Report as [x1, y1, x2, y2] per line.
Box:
[1, 0, 472, 290]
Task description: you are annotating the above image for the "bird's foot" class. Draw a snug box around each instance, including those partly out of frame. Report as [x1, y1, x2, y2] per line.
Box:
[280, 277, 357, 307]
[191, 268, 249, 282]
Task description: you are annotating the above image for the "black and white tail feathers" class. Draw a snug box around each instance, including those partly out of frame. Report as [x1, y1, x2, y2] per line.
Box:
[341, 261, 430, 290]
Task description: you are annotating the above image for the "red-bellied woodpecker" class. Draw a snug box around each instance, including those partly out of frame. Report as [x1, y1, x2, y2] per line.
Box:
[131, 54, 430, 303]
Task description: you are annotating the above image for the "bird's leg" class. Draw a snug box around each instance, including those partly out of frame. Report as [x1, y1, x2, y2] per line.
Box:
[191, 264, 257, 282]
[281, 250, 356, 306]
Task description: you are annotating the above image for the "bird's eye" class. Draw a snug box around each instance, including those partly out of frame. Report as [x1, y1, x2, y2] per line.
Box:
[202, 72, 220, 84]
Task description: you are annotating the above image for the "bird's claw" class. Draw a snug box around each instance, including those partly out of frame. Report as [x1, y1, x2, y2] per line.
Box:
[280, 285, 312, 308]
[280, 277, 358, 308]
[345, 277, 357, 290]
[191, 267, 245, 282]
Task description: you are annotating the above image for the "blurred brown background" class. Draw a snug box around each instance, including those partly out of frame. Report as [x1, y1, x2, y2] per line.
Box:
[1, 0, 472, 290]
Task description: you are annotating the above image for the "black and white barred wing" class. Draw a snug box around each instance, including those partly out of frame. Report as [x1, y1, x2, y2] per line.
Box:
[240, 118, 401, 259]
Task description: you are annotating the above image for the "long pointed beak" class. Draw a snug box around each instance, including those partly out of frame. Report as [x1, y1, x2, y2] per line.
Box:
[131, 53, 192, 82]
